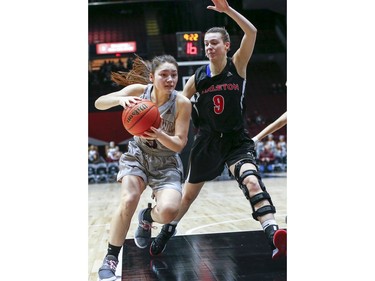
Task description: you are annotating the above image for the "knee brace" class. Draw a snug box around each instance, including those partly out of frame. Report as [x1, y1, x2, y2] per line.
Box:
[234, 160, 276, 221]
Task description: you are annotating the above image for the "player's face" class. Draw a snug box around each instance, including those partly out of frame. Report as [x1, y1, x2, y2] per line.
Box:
[204, 32, 229, 60]
[150, 62, 178, 94]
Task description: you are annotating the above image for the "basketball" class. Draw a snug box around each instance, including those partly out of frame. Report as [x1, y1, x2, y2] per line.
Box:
[122, 99, 161, 136]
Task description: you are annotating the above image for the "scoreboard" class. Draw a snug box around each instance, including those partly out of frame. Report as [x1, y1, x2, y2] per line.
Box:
[176, 32, 203, 59]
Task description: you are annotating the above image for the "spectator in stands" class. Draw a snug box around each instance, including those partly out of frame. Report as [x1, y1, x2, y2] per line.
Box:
[258, 144, 276, 173]
[88, 145, 98, 163]
[252, 112, 287, 170]
[254, 139, 265, 158]
[114, 146, 122, 160]
[275, 135, 287, 165]
[265, 134, 277, 154]
[89, 145, 106, 164]
[116, 59, 126, 72]
[105, 141, 122, 162]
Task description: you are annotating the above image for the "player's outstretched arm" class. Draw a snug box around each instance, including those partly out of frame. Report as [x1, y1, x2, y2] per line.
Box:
[207, 0, 257, 76]
[94, 84, 146, 110]
[252, 112, 287, 143]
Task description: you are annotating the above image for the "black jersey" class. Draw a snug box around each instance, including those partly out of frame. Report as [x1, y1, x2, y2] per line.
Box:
[193, 58, 246, 133]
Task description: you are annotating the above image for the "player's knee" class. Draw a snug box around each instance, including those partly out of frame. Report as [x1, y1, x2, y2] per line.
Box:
[233, 160, 262, 200]
[119, 176, 144, 212]
[242, 175, 263, 196]
[119, 193, 140, 214]
[155, 205, 179, 224]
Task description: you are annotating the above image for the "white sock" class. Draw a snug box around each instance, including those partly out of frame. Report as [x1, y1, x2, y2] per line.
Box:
[261, 219, 277, 231]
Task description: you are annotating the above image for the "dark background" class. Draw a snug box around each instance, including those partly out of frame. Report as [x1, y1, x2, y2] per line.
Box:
[88, 0, 287, 149]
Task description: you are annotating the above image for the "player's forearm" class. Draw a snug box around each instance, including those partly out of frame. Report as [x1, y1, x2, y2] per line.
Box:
[255, 123, 280, 142]
[225, 6, 257, 35]
[157, 133, 187, 153]
[95, 95, 121, 110]
[253, 125, 276, 142]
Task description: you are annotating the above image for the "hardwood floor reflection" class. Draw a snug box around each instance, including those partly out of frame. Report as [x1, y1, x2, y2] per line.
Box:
[88, 176, 287, 281]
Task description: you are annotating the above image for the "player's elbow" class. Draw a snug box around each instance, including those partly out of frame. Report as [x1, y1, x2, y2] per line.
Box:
[94, 99, 104, 110]
[175, 136, 188, 153]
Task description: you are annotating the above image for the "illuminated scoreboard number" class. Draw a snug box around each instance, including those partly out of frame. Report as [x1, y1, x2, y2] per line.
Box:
[176, 32, 203, 59]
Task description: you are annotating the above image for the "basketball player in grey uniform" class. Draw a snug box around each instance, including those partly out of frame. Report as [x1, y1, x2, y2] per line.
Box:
[151, 0, 287, 260]
[94, 55, 191, 281]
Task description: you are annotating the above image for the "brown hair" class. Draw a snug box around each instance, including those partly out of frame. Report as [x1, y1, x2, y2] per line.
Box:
[206, 27, 230, 44]
[111, 54, 150, 86]
[111, 54, 178, 87]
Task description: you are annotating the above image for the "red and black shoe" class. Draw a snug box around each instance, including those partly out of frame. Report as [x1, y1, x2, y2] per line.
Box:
[272, 229, 287, 260]
[149, 224, 176, 256]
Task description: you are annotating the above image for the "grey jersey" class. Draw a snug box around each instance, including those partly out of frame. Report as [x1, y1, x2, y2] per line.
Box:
[133, 84, 178, 156]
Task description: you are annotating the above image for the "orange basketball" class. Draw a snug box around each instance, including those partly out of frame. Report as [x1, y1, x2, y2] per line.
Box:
[122, 99, 161, 136]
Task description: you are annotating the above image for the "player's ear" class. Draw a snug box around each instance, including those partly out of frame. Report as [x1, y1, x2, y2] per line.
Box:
[149, 73, 154, 82]
[225, 41, 230, 52]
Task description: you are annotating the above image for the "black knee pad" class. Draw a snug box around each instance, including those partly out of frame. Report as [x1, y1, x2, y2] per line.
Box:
[234, 161, 276, 221]
[234, 160, 256, 200]
[249, 192, 276, 220]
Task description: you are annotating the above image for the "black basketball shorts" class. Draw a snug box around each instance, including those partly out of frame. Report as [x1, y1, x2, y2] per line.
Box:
[186, 130, 257, 183]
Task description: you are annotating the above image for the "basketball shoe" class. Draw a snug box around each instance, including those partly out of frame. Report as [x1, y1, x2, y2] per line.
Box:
[98, 255, 118, 281]
[150, 224, 176, 256]
[272, 229, 287, 260]
[134, 208, 154, 249]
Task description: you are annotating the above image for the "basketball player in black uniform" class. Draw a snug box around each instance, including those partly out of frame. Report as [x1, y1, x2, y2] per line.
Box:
[150, 0, 287, 260]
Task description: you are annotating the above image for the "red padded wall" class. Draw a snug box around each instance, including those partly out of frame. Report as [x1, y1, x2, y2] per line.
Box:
[89, 111, 132, 144]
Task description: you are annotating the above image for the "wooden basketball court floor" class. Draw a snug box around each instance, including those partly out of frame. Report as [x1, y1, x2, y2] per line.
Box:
[88, 174, 287, 281]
